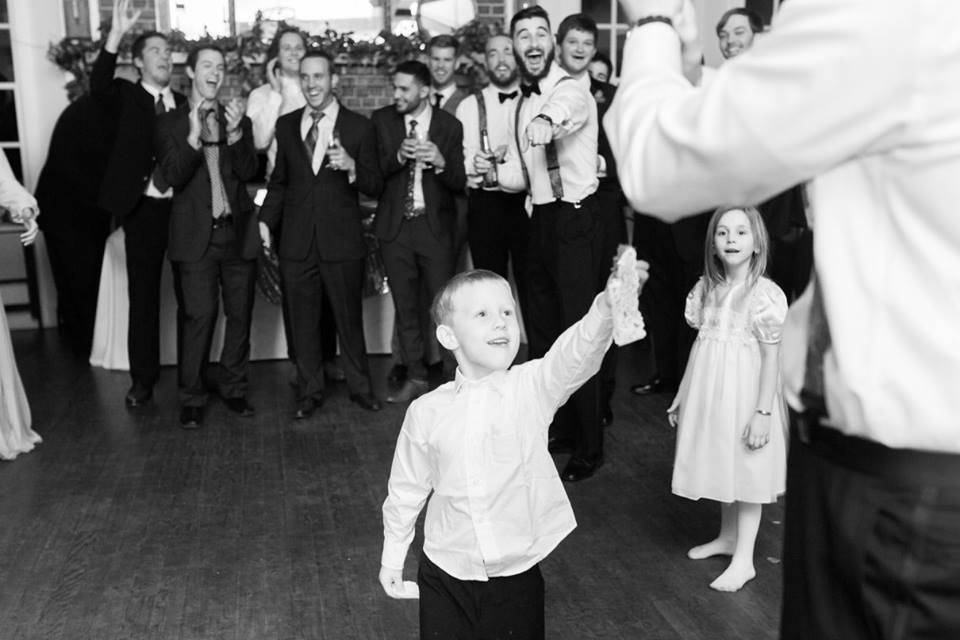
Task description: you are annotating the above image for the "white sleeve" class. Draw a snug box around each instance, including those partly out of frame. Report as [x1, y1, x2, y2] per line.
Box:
[245, 85, 283, 152]
[604, 0, 914, 220]
[456, 95, 480, 178]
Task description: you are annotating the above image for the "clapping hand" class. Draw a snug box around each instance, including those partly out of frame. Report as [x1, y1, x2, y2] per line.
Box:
[265, 57, 283, 93]
[225, 98, 245, 138]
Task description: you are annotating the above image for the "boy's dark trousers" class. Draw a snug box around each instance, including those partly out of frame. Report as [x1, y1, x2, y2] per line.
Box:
[418, 553, 545, 640]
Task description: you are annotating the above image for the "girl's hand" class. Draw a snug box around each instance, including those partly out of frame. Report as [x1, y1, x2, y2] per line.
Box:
[742, 413, 771, 450]
[667, 409, 678, 428]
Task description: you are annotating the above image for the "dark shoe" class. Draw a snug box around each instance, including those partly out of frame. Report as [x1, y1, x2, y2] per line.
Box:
[386, 379, 429, 404]
[548, 436, 575, 454]
[224, 396, 255, 417]
[561, 455, 604, 482]
[125, 381, 153, 407]
[295, 396, 323, 419]
[601, 405, 614, 428]
[179, 406, 203, 429]
[324, 360, 347, 383]
[350, 393, 382, 412]
[630, 377, 678, 395]
[387, 363, 408, 385]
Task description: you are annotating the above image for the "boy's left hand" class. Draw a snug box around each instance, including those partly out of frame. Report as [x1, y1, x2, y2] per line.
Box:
[742, 413, 771, 450]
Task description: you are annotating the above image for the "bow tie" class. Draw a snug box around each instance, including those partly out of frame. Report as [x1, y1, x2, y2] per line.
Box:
[498, 90, 518, 103]
[519, 82, 540, 98]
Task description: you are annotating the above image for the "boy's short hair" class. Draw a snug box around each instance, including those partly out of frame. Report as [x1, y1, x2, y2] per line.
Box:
[431, 269, 510, 326]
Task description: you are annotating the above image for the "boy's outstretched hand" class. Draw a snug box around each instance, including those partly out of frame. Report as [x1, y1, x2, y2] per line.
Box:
[603, 246, 650, 346]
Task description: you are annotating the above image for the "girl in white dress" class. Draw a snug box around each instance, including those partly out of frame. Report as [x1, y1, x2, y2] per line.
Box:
[668, 206, 788, 592]
[0, 148, 42, 460]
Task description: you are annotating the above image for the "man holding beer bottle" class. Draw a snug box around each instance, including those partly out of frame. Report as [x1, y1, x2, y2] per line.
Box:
[455, 34, 530, 326]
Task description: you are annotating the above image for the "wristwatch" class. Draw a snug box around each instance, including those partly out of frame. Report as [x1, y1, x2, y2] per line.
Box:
[534, 113, 554, 126]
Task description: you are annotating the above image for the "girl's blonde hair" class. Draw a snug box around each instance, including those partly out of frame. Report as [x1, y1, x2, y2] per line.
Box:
[702, 206, 769, 295]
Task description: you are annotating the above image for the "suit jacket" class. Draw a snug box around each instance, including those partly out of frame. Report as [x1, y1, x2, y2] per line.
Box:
[370, 106, 465, 243]
[156, 102, 260, 263]
[36, 95, 115, 233]
[259, 104, 383, 262]
[441, 87, 470, 115]
[90, 48, 186, 224]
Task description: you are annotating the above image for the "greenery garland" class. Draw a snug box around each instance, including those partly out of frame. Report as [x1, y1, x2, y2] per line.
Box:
[49, 13, 503, 102]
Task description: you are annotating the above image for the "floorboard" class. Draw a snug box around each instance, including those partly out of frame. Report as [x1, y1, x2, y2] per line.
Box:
[1, 330, 783, 639]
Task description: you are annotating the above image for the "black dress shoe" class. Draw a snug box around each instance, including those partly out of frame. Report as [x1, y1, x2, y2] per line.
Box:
[386, 379, 429, 403]
[125, 382, 153, 407]
[561, 455, 604, 482]
[630, 377, 678, 395]
[223, 396, 255, 416]
[387, 363, 408, 385]
[349, 393, 382, 412]
[295, 396, 323, 419]
[179, 406, 203, 429]
[548, 436, 575, 454]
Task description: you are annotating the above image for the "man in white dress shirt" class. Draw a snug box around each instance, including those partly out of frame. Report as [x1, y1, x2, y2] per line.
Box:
[606, 0, 960, 636]
[478, 6, 603, 483]
[455, 34, 529, 328]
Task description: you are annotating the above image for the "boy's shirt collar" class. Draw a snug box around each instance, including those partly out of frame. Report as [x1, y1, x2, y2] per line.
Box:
[453, 368, 509, 395]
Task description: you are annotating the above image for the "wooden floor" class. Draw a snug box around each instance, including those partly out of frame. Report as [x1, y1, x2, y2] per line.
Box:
[1, 330, 783, 640]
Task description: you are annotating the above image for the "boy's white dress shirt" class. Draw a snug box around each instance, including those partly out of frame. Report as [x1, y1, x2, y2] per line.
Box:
[382, 295, 613, 581]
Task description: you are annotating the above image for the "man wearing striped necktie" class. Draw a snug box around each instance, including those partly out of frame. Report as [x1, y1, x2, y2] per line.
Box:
[156, 45, 260, 429]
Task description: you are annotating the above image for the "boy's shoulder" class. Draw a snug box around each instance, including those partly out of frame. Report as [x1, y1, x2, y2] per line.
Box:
[403, 380, 458, 421]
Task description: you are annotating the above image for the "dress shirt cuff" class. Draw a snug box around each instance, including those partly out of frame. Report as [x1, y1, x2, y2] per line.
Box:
[583, 293, 614, 337]
[538, 104, 569, 133]
[621, 21, 683, 82]
[381, 539, 410, 572]
[348, 168, 357, 184]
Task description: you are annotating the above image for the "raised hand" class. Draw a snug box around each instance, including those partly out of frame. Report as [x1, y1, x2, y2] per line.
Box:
[187, 100, 204, 149]
[111, 0, 142, 37]
[265, 57, 283, 93]
[225, 98, 245, 134]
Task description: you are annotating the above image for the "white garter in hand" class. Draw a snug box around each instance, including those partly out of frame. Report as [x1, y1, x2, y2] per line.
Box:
[609, 245, 646, 346]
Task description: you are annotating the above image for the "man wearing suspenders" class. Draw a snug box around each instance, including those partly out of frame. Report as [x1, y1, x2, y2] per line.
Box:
[455, 34, 529, 327]
[478, 7, 604, 483]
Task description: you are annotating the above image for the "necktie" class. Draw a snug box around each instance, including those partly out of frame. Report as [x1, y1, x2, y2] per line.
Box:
[498, 90, 518, 103]
[151, 94, 170, 191]
[202, 109, 229, 220]
[520, 82, 540, 98]
[304, 109, 323, 171]
[433, 93, 443, 109]
[402, 119, 422, 218]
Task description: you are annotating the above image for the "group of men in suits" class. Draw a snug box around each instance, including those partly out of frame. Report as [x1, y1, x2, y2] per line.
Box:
[88, 0, 624, 480]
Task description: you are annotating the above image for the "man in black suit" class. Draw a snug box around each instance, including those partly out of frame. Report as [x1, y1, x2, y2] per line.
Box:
[91, 0, 186, 406]
[35, 95, 114, 359]
[258, 51, 383, 419]
[156, 45, 260, 428]
[371, 60, 465, 403]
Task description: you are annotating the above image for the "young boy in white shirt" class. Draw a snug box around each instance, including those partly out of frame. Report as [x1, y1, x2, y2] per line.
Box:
[379, 265, 647, 639]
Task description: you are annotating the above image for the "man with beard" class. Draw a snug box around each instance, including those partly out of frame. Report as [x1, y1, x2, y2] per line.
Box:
[156, 45, 260, 428]
[371, 61, 465, 404]
[477, 6, 603, 482]
[557, 13, 626, 427]
[455, 34, 529, 327]
[91, 0, 185, 406]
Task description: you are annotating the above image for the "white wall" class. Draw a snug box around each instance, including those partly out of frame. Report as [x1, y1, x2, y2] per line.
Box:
[10, 0, 69, 327]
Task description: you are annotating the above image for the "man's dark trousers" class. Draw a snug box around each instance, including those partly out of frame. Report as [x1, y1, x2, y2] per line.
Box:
[526, 195, 603, 461]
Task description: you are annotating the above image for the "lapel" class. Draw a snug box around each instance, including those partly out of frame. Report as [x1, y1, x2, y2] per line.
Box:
[288, 107, 313, 174]
[134, 82, 155, 114]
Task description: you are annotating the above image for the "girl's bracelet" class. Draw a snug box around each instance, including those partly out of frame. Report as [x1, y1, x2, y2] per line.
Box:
[755, 408, 772, 416]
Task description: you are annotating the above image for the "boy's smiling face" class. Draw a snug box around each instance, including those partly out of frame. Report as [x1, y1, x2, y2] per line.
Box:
[437, 280, 521, 380]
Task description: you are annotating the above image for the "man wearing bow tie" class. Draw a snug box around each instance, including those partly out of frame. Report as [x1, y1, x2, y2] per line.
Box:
[455, 34, 529, 329]
[156, 45, 260, 428]
[478, 6, 603, 482]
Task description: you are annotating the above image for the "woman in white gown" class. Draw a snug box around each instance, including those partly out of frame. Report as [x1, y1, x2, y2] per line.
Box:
[0, 148, 41, 460]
